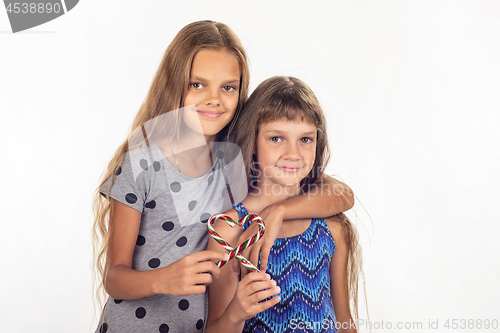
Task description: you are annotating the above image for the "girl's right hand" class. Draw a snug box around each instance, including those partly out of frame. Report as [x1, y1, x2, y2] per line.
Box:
[226, 272, 281, 323]
[155, 250, 229, 296]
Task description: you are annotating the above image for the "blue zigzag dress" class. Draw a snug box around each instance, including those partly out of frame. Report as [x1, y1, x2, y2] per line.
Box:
[233, 203, 338, 333]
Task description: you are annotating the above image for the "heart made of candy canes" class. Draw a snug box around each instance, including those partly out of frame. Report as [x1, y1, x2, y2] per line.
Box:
[207, 213, 265, 272]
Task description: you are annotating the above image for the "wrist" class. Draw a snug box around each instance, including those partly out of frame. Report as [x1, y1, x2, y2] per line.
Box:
[268, 202, 286, 219]
[224, 307, 246, 328]
[149, 267, 165, 295]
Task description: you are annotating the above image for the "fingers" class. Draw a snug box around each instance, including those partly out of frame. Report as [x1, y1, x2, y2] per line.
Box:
[251, 291, 281, 314]
[250, 286, 281, 304]
[238, 272, 281, 311]
[190, 250, 230, 278]
[240, 264, 249, 279]
[259, 245, 271, 273]
[189, 284, 207, 295]
[193, 250, 230, 263]
[239, 271, 270, 286]
[193, 261, 221, 278]
[249, 243, 262, 271]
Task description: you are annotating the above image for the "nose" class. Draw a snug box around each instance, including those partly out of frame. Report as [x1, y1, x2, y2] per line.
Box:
[204, 88, 220, 107]
[283, 142, 300, 160]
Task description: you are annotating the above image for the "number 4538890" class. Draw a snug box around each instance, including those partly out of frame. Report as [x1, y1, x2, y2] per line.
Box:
[6, 3, 62, 14]
[444, 319, 498, 330]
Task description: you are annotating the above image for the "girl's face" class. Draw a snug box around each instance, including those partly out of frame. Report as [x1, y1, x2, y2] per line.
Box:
[182, 48, 241, 142]
[255, 116, 317, 191]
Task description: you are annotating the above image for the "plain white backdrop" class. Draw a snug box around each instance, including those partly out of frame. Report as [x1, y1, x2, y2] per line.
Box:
[1, 0, 499, 332]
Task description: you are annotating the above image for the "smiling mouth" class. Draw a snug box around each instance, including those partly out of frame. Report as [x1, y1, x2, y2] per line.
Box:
[197, 111, 224, 119]
[277, 166, 303, 173]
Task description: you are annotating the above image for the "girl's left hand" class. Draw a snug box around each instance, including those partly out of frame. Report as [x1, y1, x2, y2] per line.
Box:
[243, 204, 285, 274]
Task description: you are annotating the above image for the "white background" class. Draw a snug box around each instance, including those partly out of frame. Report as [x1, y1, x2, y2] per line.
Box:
[1, 0, 499, 332]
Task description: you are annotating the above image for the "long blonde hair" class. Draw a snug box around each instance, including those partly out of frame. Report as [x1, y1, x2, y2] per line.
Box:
[334, 212, 364, 324]
[230, 76, 364, 322]
[91, 20, 249, 311]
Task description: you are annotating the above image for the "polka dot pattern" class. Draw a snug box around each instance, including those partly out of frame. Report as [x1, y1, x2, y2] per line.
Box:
[176, 236, 187, 247]
[162, 221, 174, 231]
[135, 307, 146, 319]
[99, 148, 232, 330]
[153, 161, 161, 172]
[125, 193, 137, 204]
[178, 299, 189, 310]
[99, 323, 108, 333]
[170, 182, 181, 192]
[136, 235, 146, 246]
[148, 258, 160, 268]
[200, 212, 211, 224]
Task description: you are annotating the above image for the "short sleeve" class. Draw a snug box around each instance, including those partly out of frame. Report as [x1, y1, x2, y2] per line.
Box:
[100, 150, 149, 213]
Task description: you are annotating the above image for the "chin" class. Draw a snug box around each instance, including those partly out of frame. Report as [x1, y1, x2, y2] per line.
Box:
[271, 179, 304, 191]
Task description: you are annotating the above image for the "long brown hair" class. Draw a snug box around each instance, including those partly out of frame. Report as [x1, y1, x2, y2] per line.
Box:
[230, 76, 363, 322]
[92, 20, 249, 312]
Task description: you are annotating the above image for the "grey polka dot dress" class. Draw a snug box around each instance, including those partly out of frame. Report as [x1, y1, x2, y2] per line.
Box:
[96, 141, 246, 333]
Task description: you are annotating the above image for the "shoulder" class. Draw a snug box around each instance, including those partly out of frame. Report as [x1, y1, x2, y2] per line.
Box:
[325, 214, 348, 246]
[117, 144, 157, 177]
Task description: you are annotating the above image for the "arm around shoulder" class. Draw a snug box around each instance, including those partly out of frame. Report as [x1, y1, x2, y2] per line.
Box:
[268, 174, 354, 221]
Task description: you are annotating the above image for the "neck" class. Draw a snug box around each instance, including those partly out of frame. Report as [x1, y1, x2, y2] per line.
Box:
[156, 128, 214, 178]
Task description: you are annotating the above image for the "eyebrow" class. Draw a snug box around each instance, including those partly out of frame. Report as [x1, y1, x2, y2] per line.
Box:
[189, 76, 240, 85]
[264, 129, 316, 136]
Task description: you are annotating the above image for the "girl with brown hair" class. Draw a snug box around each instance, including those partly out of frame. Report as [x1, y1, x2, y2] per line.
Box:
[207, 77, 362, 333]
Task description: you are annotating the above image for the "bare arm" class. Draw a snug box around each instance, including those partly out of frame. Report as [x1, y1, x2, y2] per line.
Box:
[275, 175, 354, 220]
[104, 199, 228, 300]
[249, 175, 354, 271]
[206, 212, 280, 333]
[327, 216, 357, 333]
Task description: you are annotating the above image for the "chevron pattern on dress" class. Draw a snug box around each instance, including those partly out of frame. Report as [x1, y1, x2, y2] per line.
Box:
[243, 218, 338, 333]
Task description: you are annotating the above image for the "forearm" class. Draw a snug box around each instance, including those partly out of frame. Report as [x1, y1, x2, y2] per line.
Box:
[206, 312, 245, 333]
[336, 314, 357, 333]
[104, 264, 160, 300]
[278, 177, 354, 220]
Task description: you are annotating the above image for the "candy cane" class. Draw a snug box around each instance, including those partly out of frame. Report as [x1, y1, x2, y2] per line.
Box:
[207, 213, 265, 272]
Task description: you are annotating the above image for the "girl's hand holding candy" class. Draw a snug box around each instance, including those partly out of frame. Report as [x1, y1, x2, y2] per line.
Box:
[152, 250, 230, 296]
[226, 272, 281, 323]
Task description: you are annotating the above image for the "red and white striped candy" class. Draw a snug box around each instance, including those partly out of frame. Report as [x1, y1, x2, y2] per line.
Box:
[207, 213, 265, 272]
